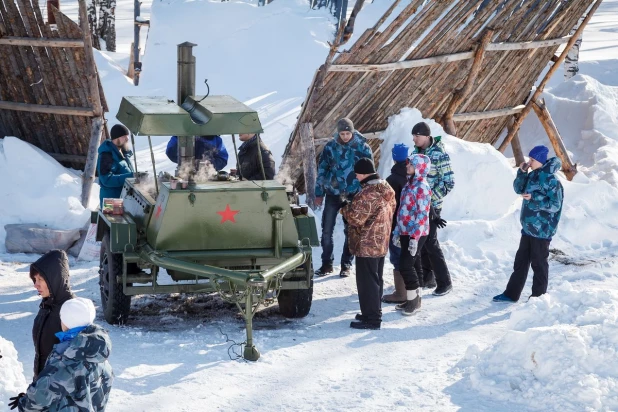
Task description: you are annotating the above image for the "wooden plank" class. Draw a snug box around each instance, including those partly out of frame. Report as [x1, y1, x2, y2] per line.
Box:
[81, 117, 103, 206]
[452, 105, 526, 122]
[498, 0, 603, 152]
[0, 36, 84, 47]
[531, 99, 577, 180]
[0, 100, 94, 115]
[443, 29, 494, 136]
[327, 36, 573, 73]
[300, 123, 318, 209]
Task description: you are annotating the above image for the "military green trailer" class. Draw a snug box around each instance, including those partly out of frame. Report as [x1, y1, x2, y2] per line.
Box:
[94, 43, 318, 361]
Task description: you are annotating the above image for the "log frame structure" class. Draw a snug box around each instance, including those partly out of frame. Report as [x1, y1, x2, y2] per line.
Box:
[280, 0, 600, 195]
[0, 0, 108, 206]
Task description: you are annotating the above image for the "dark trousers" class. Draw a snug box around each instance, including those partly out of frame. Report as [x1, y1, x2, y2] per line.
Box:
[399, 235, 427, 290]
[355, 256, 385, 323]
[421, 210, 452, 288]
[504, 234, 550, 301]
[388, 233, 401, 270]
[320, 194, 354, 269]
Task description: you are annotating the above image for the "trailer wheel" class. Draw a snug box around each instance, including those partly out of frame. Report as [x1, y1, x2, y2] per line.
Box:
[277, 259, 313, 318]
[100, 232, 131, 324]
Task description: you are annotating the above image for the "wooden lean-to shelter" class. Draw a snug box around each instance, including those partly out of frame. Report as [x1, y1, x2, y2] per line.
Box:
[280, 0, 603, 209]
[0, 0, 107, 206]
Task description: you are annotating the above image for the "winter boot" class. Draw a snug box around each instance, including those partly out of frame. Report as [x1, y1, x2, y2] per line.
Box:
[432, 283, 452, 296]
[382, 270, 406, 304]
[396, 289, 422, 316]
[339, 267, 352, 278]
[315, 264, 334, 277]
[350, 320, 381, 330]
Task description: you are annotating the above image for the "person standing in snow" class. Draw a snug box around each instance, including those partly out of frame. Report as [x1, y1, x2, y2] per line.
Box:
[493, 145, 564, 303]
[165, 135, 229, 171]
[314, 118, 374, 278]
[10, 297, 113, 411]
[342, 158, 396, 329]
[392, 154, 432, 316]
[29, 250, 75, 381]
[236, 133, 276, 180]
[96, 124, 136, 207]
[412, 122, 454, 296]
[382, 143, 410, 304]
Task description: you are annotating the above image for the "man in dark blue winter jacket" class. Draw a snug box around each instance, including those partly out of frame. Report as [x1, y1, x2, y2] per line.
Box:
[314, 118, 373, 278]
[165, 135, 228, 171]
[494, 145, 564, 303]
[97, 124, 135, 208]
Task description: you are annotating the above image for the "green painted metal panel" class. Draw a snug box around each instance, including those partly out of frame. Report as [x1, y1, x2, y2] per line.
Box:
[116, 95, 264, 136]
[96, 213, 137, 253]
[145, 180, 299, 251]
[294, 215, 320, 246]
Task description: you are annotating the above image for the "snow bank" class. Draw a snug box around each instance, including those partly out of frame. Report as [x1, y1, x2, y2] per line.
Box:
[0, 337, 28, 409]
[519, 75, 618, 187]
[459, 283, 618, 411]
[378, 108, 518, 221]
[0, 137, 93, 252]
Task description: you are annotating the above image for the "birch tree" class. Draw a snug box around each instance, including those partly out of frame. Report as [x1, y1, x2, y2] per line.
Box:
[564, 14, 585, 80]
[98, 0, 116, 52]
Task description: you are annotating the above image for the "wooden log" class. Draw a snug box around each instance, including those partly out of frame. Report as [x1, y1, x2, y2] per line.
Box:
[127, 41, 135, 78]
[0, 36, 84, 47]
[507, 116, 526, 167]
[443, 29, 494, 136]
[531, 99, 577, 180]
[0, 100, 94, 115]
[498, 0, 602, 152]
[300, 123, 318, 209]
[81, 117, 103, 206]
[327, 36, 573, 73]
[451, 105, 526, 122]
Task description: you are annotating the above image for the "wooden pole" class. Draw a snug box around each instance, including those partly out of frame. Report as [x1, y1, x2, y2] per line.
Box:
[133, 0, 142, 85]
[78, 0, 105, 208]
[0, 100, 94, 116]
[531, 99, 577, 181]
[300, 123, 318, 210]
[0, 37, 84, 47]
[443, 29, 494, 136]
[507, 116, 525, 167]
[497, 0, 603, 153]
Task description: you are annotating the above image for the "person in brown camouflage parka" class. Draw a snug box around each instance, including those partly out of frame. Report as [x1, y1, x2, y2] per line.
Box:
[342, 158, 396, 330]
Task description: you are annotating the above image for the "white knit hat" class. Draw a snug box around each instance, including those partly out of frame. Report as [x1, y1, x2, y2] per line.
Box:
[60, 297, 96, 329]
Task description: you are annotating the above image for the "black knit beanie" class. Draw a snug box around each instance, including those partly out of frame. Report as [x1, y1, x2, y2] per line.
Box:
[110, 124, 130, 140]
[411, 122, 431, 136]
[354, 158, 376, 174]
[337, 118, 354, 133]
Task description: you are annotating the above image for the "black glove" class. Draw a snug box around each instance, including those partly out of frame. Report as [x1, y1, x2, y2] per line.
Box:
[9, 393, 25, 410]
[434, 217, 447, 229]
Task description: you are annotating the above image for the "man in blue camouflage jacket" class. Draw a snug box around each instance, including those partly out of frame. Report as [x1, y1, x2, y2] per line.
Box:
[11, 298, 113, 411]
[412, 122, 455, 296]
[494, 145, 564, 303]
[314, 118, 374, 278]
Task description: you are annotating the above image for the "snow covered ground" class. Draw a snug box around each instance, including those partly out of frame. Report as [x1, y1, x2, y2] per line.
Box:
[2, 1, 618, 411]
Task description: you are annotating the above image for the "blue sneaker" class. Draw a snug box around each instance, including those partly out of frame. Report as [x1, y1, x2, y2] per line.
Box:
[492, 293, 516, 303]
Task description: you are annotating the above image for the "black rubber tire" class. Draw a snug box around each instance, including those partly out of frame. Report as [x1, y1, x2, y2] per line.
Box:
[277, 259, 314, 319]
[100, 232, 132, 324]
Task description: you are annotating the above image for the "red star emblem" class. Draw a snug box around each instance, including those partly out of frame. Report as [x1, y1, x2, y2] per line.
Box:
[155, 204, 163, 219]
[217, 204, 239, 223]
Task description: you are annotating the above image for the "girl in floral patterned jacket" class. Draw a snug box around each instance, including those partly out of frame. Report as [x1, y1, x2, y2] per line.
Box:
[392, 153, 432, 316]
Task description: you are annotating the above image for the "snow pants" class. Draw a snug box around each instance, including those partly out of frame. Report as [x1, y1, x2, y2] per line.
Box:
[421, 209, 452, 288]
[504, 234, 551, 301]
[399, 235, 427, 290]
[355, 256, 385, 323]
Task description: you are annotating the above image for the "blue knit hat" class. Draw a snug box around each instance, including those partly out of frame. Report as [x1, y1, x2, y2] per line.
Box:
[391, 143, 409, 162]
[529, 145, 549, 164]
